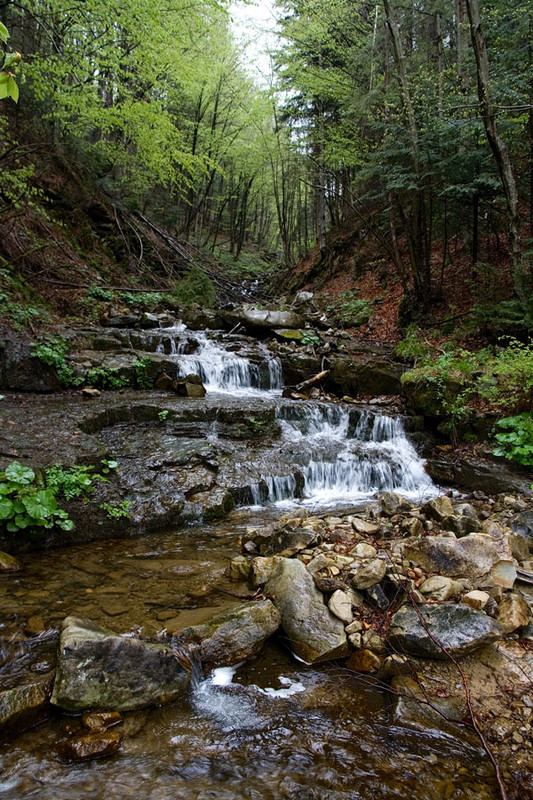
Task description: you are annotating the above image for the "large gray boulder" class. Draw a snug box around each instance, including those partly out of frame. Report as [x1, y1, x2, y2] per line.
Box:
[265, 557, 349, 663]
[173, 600, 281, 674]
[51, 616, 190, 712]
[388, 603, 503, 659]
[405, 533, 516, 589]
[241, 309, 304, 331]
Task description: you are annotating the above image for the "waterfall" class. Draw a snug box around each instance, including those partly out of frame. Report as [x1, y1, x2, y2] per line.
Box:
[156, 326, 282, 395]
[263, 403, 435, 506]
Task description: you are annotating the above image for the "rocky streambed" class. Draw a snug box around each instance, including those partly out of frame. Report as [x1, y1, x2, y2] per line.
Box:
[1, 311, 533, 799]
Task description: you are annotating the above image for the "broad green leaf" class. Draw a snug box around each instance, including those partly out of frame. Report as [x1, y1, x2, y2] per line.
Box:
[22, 490, 57, 519]
[0, 498, 14, 519]
[5, 462, 35, 485]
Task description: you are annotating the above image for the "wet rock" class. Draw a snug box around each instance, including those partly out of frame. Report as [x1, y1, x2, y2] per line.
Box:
[265, 558, 349, 663]
[418, 576, 463, 601]
[351, 558, 387, 590]
[440, 514, 483, 537]
[388, 602, 503, 659]
[240, 309, 304, 332]
[58, 730, 122, 761]
[0, 551, 21, 572]
[405, 533, 516, 589]
[51, 616, 190, 712]
[82, 711, 122, 732]
[328, 356, 404, 397]
[346, 649, 383, 673]
[82, 387, 101, 399]
[228, 556, 251, 582]
[380, 492, 414, 516]
[250, 556, 282, 587]
[0, 675, 54, 735]
[173, 600, 280, 673]
[350, 517, 380, 535]
[328, 590, 354, 624]
[24, 615, 46, 636]
[462, 590, 491, 610]
[263, 527, 317, 558]
[189, 488, 235, 521]
[497, 594, 532, 633]
[510, 511, 533, 550]
[422, 496, 454, 522]
[175, 374, 206, 398]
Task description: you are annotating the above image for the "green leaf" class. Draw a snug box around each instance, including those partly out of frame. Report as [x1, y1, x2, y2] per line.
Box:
[5, 462, 35, 485]
[0, 498, 14, 519]
[22, 489, 57, 519]
[6, 76, 19, 103]
[0, 22, 9, 43]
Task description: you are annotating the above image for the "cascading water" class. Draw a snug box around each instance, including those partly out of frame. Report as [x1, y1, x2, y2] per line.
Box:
[260, 403, 436, 506]
[156, 326, 283, 395]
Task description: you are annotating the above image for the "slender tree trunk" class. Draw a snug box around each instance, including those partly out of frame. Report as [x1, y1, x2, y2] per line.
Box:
[466, 0, 529, 303]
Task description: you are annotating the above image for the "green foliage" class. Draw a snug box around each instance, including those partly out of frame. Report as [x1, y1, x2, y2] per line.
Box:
[171, 267, 215, 308]
[132, 357, 153, 389]
[0, 22, 20, 103]
[0, 461, 73, 533]
[99, 500, 131, 520]
[118, 292, 164, 309]
[158, 410, 169, 422]
[325, 293, 373, 328]
[493, 414, 533, 468]
[85, 366, 129, 390]
[31, 338, 79, 387]
[300, 330, 321, 346]
[87, 286, 114, 302]
[0, 458, 121, 534]
[395, 325, 433, 363]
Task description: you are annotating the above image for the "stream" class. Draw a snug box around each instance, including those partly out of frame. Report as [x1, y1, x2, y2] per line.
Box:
[0, 325, 499, 799]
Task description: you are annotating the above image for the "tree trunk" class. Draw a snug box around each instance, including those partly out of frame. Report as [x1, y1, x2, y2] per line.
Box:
[466, 0, 529, 303]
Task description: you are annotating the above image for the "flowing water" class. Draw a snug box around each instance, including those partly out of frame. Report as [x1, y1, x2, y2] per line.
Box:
[0, 325, 498, 799]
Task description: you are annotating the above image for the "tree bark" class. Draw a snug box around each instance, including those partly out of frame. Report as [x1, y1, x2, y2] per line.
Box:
[465, 0, 529, 303]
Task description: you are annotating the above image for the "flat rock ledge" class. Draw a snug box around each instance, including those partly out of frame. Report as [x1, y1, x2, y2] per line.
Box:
[51, 616, 190, 712]
[388, 602, 504, 659]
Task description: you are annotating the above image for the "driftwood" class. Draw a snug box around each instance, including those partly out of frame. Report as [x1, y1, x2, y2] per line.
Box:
[294, 370, 329, 392]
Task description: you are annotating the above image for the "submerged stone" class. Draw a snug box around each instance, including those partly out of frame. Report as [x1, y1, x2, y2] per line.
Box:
[51, 616, 190, 712]
[0, 676, 54, 735]
[58, 730, 122, 762]
[265, 557, 349, 663]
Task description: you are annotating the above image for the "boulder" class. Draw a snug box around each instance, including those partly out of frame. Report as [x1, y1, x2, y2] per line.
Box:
[262, 527, 317, 557]
[351, 558, 387, 590]
[388, 602, 503, 659]
[0, 551, 21, 572]
[405, 533, 516, 589]
[173, 600, 280, 674]
[328, 357, 404, 397]
[58, 731, 122, 762]
[328, 590, 354, 624]
[462, 590, 491, 610]
[265, 558, 349, 663]
[241, 309, 304, 332]
[497, 593, 532, 633]
[418, 575, 463, 601]
[510, 511, 533, 551]
[380, 493, 414, 516]
[51, 616, 190, 712]
[422, 496, 454, 522]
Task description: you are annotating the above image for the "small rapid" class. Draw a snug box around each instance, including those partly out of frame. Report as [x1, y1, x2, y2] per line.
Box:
[155, 326, 283, 395]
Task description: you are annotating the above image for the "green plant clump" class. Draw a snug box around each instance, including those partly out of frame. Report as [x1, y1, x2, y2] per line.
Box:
[492, 414, 533, 467]
[132, 357, 153, 389]
[0, 460, 120, 534]
[0, 462, 74, 532]
[100, 500, 131, 520]
[171, 266, 216, 308]
[87, 286, 114, 302]
[31, 338, 80, 387]
[85, 366, 129, 390]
